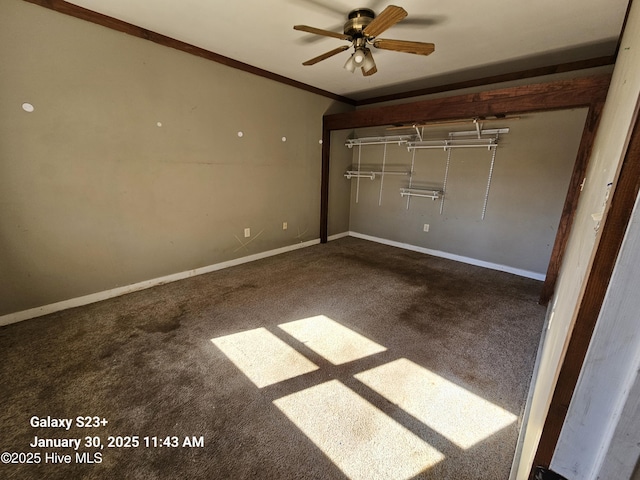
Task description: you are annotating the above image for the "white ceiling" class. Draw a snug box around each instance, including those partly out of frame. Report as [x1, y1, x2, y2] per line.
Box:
[67, 0, 628, 101]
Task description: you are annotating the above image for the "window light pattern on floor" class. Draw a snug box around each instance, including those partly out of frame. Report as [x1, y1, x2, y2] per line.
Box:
[211, 327, 318, 388]
[354, 358, 518, 449]
[273, 380, 444, 480]
[278, 315, 386, 364]
[211, 315, 518, 479]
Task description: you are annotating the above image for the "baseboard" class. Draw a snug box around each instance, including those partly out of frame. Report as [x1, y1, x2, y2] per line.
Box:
[348, 231, 546, 281]
[0, 239, 320, 327]
[1, 233, 544, 326]
[327, 231, 350, 241]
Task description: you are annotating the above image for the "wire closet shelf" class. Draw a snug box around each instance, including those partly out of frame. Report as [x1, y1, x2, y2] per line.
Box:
[343, 127, 509, 218]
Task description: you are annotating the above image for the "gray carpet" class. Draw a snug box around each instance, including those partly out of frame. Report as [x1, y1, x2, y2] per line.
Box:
[0, 237, 546, 479]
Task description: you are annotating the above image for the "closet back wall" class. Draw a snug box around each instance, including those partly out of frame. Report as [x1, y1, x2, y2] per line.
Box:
[347, 109, 588, 277]
[0, 0, 351, 316]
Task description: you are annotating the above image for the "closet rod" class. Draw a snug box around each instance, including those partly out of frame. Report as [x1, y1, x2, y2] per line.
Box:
[448, 127, 509, 137]
[400, 188, 442, 200]
[345, 172, 375, 180]
[346, 135, 414, 148]
[344, 171, 408, 179]
[407, 142, 498, 151]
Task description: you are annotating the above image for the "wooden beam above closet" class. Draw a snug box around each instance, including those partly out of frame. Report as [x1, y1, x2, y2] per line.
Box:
[324, 75, 610, 131]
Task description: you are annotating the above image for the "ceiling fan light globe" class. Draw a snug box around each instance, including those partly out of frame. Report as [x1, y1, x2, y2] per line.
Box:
[344, 54, 357, 73]
[353, 50, 365, 64]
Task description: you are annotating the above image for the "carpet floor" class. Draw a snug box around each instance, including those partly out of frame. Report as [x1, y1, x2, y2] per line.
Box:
[0, 237, 546, 479]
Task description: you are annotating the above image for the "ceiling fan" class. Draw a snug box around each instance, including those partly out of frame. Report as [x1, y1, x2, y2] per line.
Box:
[294, 5, 435, 76]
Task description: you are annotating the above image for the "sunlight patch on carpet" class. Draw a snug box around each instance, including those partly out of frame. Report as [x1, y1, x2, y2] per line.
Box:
[354, 358, 518, 449]
[278, 315, 386, 365]
[273, 379, 444, 480]
[211, 328, 318, 388]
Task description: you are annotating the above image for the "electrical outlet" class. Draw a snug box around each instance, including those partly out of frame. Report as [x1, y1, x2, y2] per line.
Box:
[423, 224, 430, 232]
[282, 222, 288, 230]
[244, 228, 250, 238]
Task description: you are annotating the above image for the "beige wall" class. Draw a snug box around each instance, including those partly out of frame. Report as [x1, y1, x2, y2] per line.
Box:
[0, 0, 351, 316]
[345, 109, 588, 276]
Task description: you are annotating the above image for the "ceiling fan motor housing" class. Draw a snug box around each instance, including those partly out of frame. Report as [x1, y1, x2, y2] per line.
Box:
[344, 8, 375, 38]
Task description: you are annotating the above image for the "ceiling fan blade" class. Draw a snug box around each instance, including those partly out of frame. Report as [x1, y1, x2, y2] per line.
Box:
[362, 65, 377, 76]
[302, 45, 350, 66]
[294, 25, 351, 41]
[373, 38, 435, 56]
[299, 24, 345, 43]
[363, 5, 408, 38]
